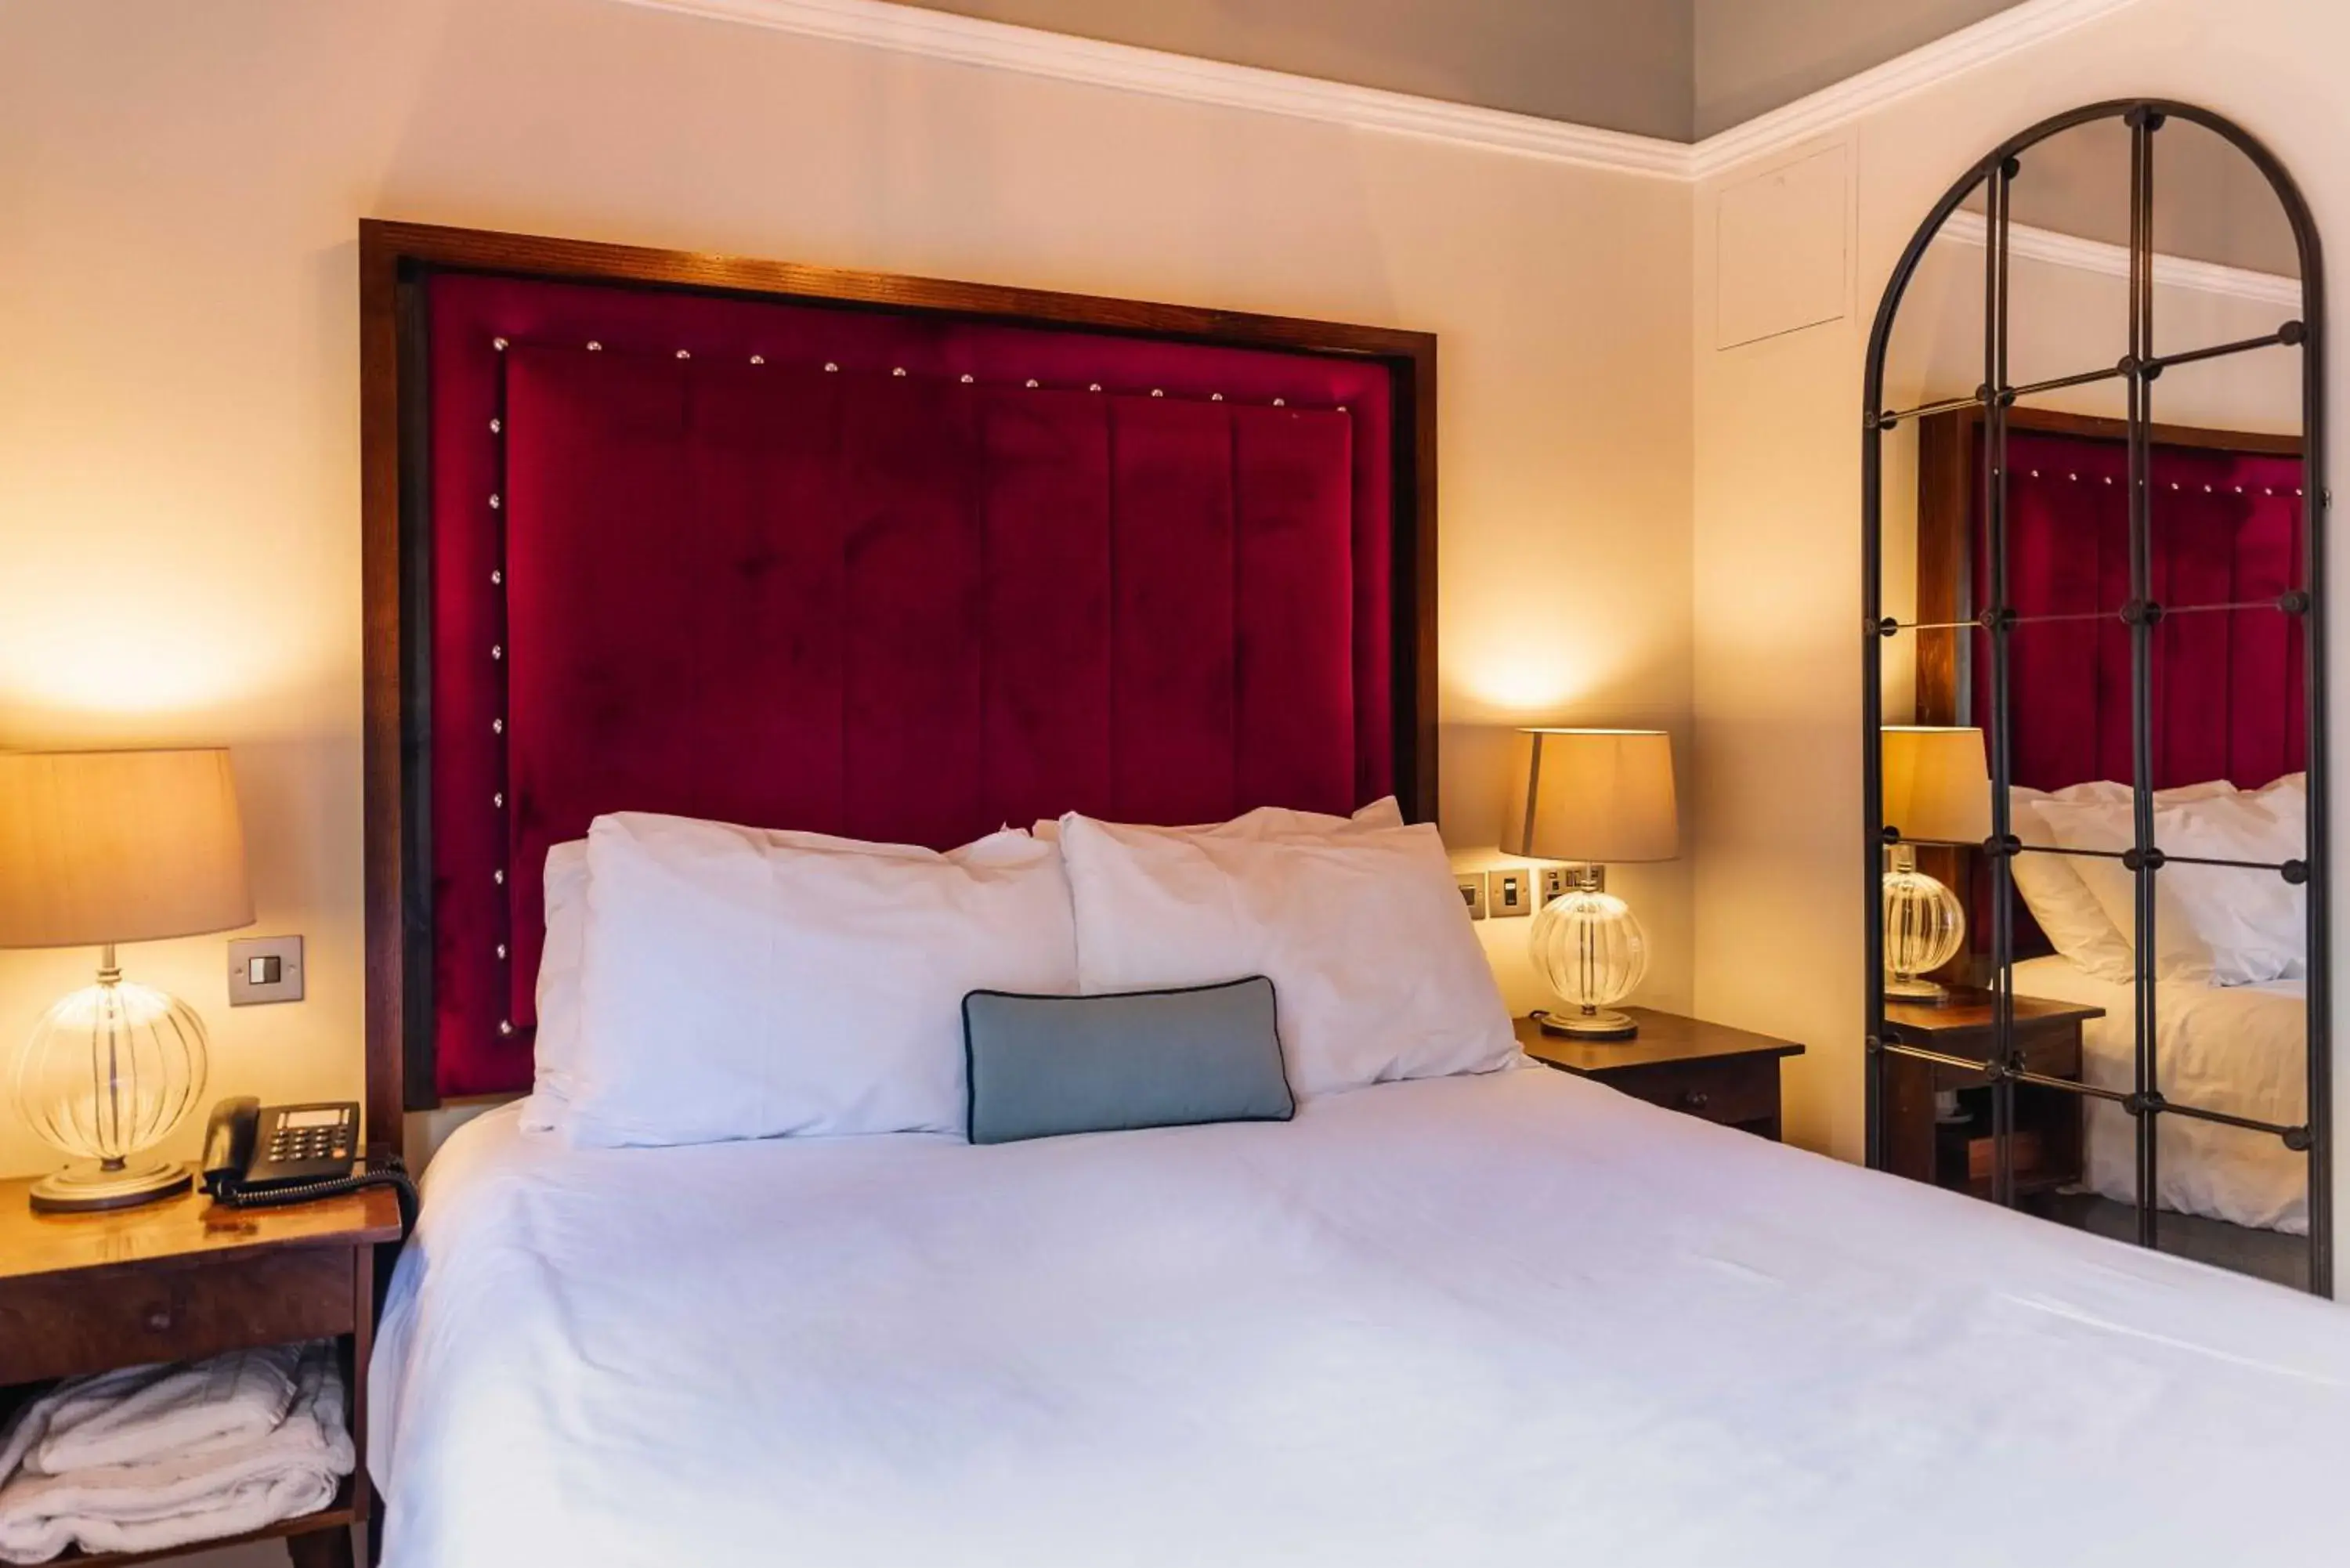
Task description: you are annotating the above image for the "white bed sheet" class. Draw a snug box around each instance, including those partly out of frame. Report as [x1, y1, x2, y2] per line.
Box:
[372, 1068, 2350, 1568]
[2012, 954, 2308, 1233]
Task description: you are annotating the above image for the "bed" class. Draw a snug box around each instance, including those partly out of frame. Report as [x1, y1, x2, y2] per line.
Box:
[370, 1068, 2350, 1566]
[2013, 954, 2308, 1234]
[358, 225, 2350, 1566]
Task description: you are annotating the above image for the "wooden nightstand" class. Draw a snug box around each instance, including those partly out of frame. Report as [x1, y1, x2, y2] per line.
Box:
[1516, 1010, 1804, 1140]
[0, 1180, 403, 1567]
[1880, 991, 2105, 1201]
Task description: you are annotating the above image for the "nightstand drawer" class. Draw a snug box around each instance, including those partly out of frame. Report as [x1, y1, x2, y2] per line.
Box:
[0, 1247, 356, 1386]
[1596, 1056, 1781, 1129]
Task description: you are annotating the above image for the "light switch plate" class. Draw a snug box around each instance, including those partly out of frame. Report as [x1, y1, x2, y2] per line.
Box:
[1487, 866, 1535, 919]
[1454, 873, 1488, 920]
[228, 935, 305, 1006]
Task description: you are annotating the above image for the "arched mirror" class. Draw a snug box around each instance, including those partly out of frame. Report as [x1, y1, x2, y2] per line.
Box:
[1863, 101, 2329, 1294]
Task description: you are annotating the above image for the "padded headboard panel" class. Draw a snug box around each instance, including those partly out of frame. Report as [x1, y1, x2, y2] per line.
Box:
[1963, 424, 2305, 961]
[1979, 426, 2307, 793]
[421, 271, 1409, 1100]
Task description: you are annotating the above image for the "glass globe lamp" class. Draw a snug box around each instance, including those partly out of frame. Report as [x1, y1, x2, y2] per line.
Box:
[13, 949, 210, 1210]
[1528, 868, 1648, 1039]
[1882, 843, 1965, 1002]
[0, 749, 252, 1212]
[1502, 728, 1679, 1042]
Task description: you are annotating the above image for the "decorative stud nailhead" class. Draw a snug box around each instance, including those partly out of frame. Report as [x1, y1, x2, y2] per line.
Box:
[1088, 383, 1102, 392]
[492, 337, 508, 351]
[750, 355, 765, 365]
[960, 374, 974, 384]
[489, 494, 502, 510]
[1025, 379, 1039, 388]
[824, 362, 839, 373]
[891, 367, 907, 378]
[491, 717, 504, 735]
[1273, 398, 1285, 406]
[493, 869, 506, 886]
[490, 569, 503, 586]
[496, 943, 508, 960]
[587, 341, 602, 352]
[491, 645, 504, 661]
[1336, 405, 1348, 413]
[494, 792, 504, 808]
[490, 417, 501, 434]
[1150, 388, 1165, 398]
[498, 1020, 515, 1037]
[677, 349, 692, 359]
[1210, 393, 1224, 402]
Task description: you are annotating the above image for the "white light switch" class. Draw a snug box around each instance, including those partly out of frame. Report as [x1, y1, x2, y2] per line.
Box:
[229, 935, 305, 1006]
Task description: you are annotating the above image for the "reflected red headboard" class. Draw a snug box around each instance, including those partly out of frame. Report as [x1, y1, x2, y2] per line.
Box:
[1979, 425, 2307, 793]
[1915, 410, 2306, 963]
[360, 223, 1437, 1122]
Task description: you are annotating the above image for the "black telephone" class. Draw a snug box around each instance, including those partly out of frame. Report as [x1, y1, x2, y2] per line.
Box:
[201, 1097, 417, 1237]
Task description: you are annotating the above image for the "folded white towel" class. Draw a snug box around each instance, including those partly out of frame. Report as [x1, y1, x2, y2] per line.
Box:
[0, 1343, 353, 1565]
[33, 1345, 301, 1473]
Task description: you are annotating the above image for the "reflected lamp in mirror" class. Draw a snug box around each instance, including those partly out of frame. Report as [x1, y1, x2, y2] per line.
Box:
[1502, 728, 1679, 1041]
[1879, 726, 1990, 1005]
[0, 750, 255, 1212]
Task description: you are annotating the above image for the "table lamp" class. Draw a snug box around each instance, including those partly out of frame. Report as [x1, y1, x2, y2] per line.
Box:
[1878, 726, 1990, 1004]
[0, 749, 254, 1211]
[1503, 728, 1679, 1040]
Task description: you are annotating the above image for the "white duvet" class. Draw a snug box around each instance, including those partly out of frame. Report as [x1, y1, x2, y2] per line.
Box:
[2012, 955, 2308, 1233]
[373, 1068, 2350, 1568]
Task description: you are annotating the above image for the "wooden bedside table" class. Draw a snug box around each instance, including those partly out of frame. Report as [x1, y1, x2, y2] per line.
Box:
[1516, 1010, 1804, 1140]
[1880, 991, 2105, 1201]
[0, 1180, 403, 1567]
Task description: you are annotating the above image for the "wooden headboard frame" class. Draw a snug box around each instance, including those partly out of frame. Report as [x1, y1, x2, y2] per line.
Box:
[356, 219, 1438, 1147]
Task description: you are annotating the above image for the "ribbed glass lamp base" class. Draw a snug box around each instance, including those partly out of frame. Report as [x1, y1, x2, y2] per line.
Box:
[27, 1157, 192, 1213]
[1535, 1006, 1640, 1041]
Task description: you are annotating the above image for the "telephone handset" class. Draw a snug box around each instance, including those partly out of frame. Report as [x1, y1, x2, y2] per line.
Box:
[201, 1097, 417, 1237]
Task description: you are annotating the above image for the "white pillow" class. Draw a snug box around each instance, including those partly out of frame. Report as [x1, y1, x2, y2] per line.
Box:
[1029, 797, 1405, 843]
[2008, 793, 2135, 983]
[518, 838, 588, 1133]
[2032, 793, 2302, 986]
[1056, 814, 1517, 1098]
[567, 813, 1078, 1147]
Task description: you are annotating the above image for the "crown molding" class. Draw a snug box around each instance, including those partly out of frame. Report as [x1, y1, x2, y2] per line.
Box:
[1687, 0, 2144, 178]
[609, 0, 1693, 178]
[609, 0, 2149, 183]
[1939, 210, 2303, 309]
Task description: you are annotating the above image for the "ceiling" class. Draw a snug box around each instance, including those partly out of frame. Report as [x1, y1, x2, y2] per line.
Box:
[901, 0, 2033, 143]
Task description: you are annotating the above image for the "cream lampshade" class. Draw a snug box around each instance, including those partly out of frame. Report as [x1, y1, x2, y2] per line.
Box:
[1503, 728, 1679, 1041]
[1878, 727, 1989, 1004]
[0, 749, 254, 1211]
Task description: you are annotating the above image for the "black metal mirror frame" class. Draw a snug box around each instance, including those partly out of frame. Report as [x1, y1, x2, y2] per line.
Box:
[1860, 99, 2331, 1295]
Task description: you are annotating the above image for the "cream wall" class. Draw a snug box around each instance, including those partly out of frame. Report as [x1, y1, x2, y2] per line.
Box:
[0, 0, 1694, 1176]
[1690, 0, 2346, 1185]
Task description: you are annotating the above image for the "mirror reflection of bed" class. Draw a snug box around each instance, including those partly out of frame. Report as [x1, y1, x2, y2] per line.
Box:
[1868, 107, 2317, 1290]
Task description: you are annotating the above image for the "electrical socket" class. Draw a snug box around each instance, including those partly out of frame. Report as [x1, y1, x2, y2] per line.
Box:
[1487, 866, 1534, 919]
[1454, 873, 1488, 919]
[1541, 865, 1603, 902]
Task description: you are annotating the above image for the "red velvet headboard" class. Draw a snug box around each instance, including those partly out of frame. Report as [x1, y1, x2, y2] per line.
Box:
[360, 224, 1437, 1117]
[1954, 422, 2305, 958]
[1981, 427, 2307, 793]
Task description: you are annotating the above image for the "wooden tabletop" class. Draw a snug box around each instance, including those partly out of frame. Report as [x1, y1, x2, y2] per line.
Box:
[1883, 989, 2106, 1037]
[0, 1178, 403, 1284]
[1514, 1008, 1804, 1074]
